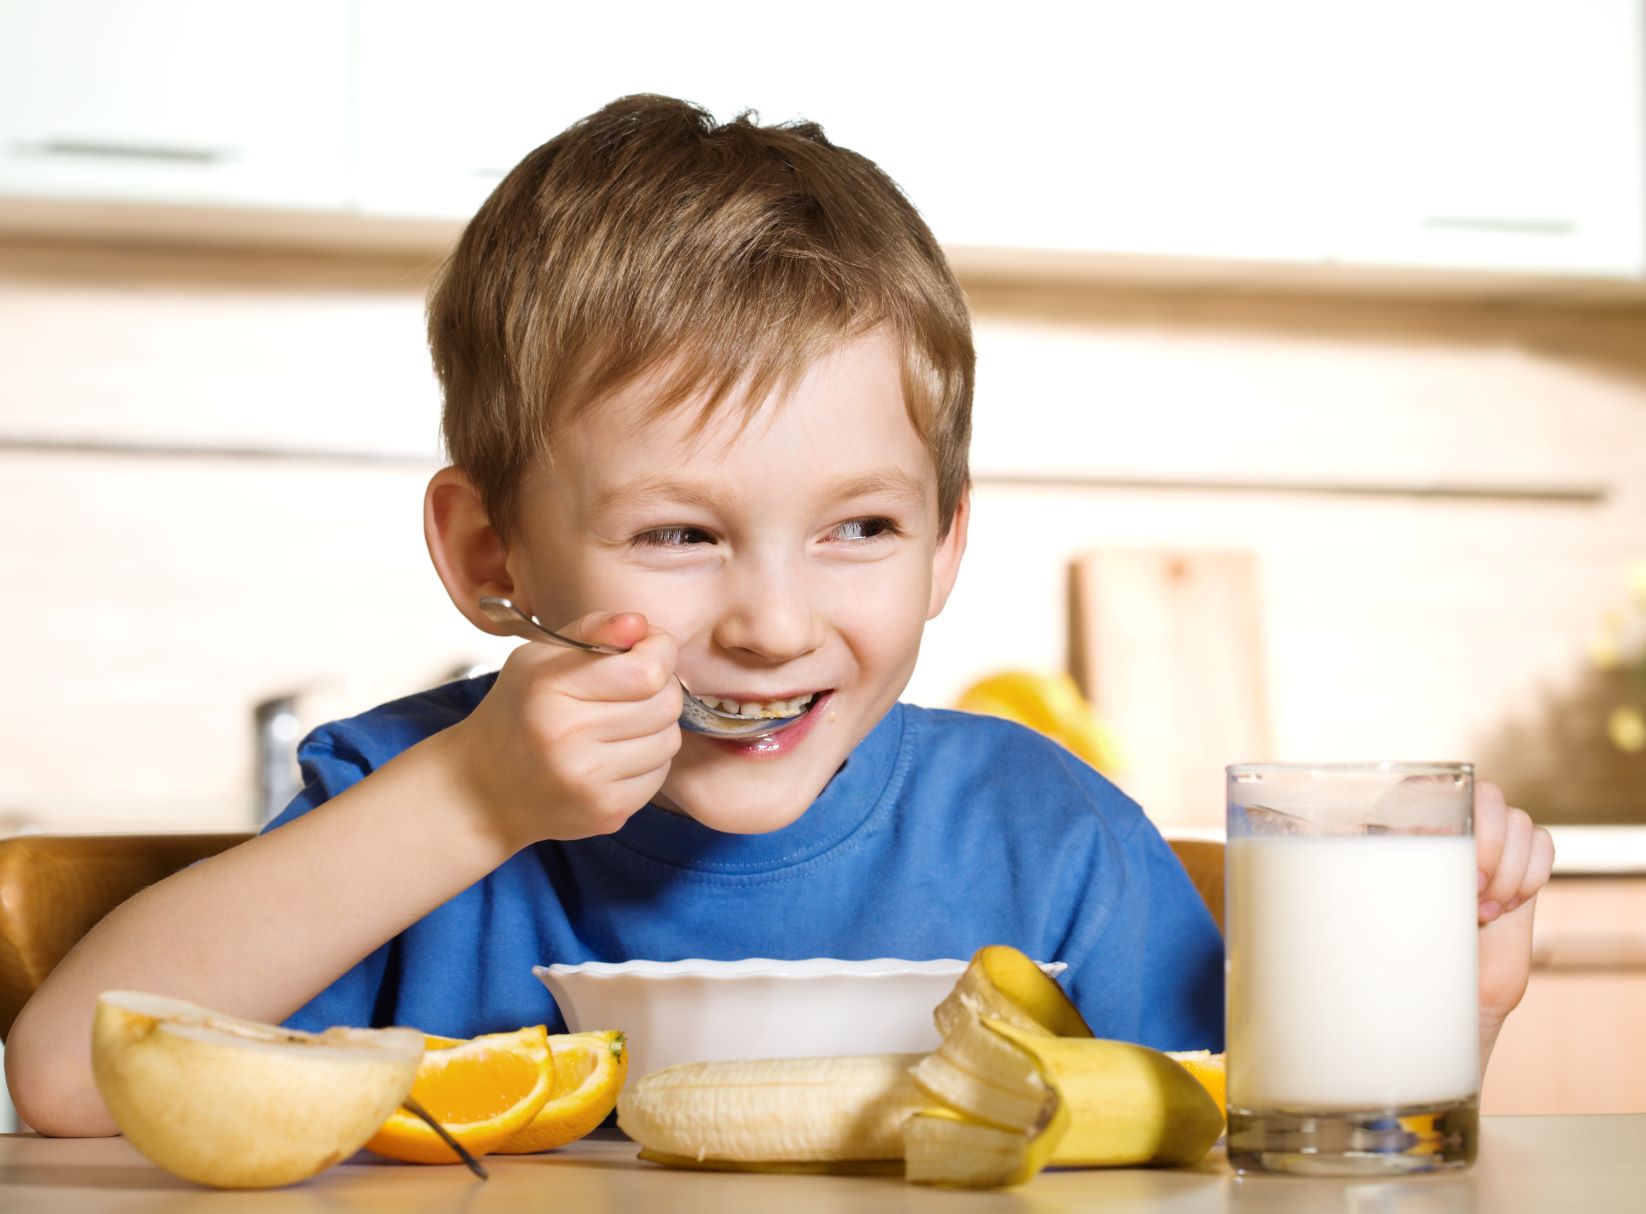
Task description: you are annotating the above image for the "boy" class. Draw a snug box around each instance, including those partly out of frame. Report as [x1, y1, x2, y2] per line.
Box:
[7, 96, 1552, 1136]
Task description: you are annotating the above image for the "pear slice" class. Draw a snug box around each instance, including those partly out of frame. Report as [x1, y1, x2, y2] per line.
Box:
[92, 991, 423, 1189]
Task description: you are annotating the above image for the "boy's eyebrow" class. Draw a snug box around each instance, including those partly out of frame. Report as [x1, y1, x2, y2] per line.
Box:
[827, 468, 930, 506]
[594, 468, 929, 515]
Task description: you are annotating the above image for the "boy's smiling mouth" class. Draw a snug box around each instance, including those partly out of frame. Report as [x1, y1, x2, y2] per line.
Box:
[693, 691, 825, 720]
[695, 690, 838, 759]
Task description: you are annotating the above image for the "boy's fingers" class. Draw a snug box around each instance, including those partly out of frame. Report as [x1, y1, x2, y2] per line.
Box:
[580, 635, 679, 703]
[558, 610, 650, 653]
[1478, 895, 1537, 1019]
[574, 765, 676, 837]
[1516, 826, 1555, 905]
[1482, 807, 1533, 918]
[559, 692, 683, 743]
[613, 687, 685, 740]
[609, 765, 674, 813]
[579, 685, 685, 743]
[602, 729, 683, 778]
[536, 628, 677, 704]
[1473, 780, 1508, 894]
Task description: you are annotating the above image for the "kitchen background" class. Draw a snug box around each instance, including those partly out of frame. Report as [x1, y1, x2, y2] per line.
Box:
[1, 0, 1643, 1123]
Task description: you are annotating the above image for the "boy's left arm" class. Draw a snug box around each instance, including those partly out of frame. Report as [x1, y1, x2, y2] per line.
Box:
[1475, 780, 1556, 1077]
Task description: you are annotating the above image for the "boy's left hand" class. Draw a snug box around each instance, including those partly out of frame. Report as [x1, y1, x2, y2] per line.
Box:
[1475, 781, 1555, 1060]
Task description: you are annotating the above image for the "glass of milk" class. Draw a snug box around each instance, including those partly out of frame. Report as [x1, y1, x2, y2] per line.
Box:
[1225, 762, 1478, 1176]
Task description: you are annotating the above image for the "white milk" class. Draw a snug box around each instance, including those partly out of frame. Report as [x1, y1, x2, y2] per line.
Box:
[1227, 835, 1479, 1111]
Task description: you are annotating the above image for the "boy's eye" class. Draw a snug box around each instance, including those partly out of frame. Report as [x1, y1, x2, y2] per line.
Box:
[634, 526, 716, 548]
[829, 517, 897, 542]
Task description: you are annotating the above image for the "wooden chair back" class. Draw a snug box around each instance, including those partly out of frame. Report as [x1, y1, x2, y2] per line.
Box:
[0, 833, 250, 1039]
[1166, 837, 1226, 935]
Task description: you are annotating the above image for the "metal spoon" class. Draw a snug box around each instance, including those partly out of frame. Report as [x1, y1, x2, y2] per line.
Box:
[477, 597, 809, 738]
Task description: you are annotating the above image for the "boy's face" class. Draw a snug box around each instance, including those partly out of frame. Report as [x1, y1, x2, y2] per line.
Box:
[505, 328, 967, 833]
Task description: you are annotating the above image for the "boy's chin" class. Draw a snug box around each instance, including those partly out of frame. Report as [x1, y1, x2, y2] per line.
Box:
[650, 788, 814, 836]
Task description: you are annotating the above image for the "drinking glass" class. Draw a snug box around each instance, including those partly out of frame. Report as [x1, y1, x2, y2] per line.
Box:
[1225, 762, 1478, 1176]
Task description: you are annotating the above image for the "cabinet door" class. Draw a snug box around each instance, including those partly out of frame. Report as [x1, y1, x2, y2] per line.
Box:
[1326, 0, 1645, 277]
[0, 0, 351, 210]
[353, 0, 601, 220]
[352, 0, 1334, 263]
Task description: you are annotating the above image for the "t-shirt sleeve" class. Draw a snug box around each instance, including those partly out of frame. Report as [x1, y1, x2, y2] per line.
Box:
[1050, 785, 1225, 1053]
[258, 727, 399, 1032]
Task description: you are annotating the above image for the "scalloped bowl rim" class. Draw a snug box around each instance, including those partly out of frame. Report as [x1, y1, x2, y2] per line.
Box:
[533, 956, 1068, 1077]
[535, 957, 1067, 979]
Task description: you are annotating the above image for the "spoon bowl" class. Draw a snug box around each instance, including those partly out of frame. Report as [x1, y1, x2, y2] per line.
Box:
[477, 597, 808, 739]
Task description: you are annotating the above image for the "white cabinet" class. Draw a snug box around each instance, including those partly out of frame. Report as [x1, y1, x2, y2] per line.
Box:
[352, 0, 1643, 279]
[350, 2, 1337, 264]
[1325, 0, 1646, 277]
[859, 4, 1341, 265]
[0, 0, 351, 211]
[0, 0, 1642, 284]
[351, 0, 955, 225]
[353, 0, 590, 220]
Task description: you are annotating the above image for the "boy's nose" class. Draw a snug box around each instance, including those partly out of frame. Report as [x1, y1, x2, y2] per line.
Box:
[711, 561, 824, 664]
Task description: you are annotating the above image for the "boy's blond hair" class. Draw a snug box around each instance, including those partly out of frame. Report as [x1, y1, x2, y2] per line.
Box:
[428, 94, 974, 541]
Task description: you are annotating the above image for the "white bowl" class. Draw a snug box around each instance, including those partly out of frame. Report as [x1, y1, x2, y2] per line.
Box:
[533, 957, 1065, 1081]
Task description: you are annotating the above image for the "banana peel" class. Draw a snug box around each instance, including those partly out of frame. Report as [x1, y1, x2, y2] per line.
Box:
[908, 947, 1223, 1187]
[934, 944, 1093, 1040]
[907, 1017, 1221, 1186]
[995, 1021, 1223, 1168]
[954, 671, 1122, 774]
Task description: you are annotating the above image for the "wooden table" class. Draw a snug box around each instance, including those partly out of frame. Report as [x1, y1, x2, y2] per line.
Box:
[3, 1118, 1643, 1212]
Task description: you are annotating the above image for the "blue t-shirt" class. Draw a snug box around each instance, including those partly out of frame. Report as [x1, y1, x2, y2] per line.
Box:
[265, 676, 1224, 1051]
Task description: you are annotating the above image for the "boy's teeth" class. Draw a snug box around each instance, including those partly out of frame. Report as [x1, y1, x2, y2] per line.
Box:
[703, 693, 816, 719]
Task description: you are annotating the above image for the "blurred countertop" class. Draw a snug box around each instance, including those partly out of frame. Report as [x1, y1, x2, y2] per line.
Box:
[1544, 825, 1646, 876]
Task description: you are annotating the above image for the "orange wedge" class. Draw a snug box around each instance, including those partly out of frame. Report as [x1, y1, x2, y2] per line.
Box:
[495, 1030, 628, 1154]
[365, 1026, 555, 1164]
[1167, 1050, 1226, 1117]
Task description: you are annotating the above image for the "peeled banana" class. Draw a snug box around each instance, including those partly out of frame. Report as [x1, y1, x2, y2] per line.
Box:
[615, 1053, 926, 1164]
[904, 1106, 1059, 1188]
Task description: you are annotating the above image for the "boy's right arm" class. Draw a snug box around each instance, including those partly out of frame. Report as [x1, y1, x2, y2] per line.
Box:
[4, 613, 680, 1136]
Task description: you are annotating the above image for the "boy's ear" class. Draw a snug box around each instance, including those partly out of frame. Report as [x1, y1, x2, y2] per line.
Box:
[926, 489, 970, 620]
[424, 466, 518, 633]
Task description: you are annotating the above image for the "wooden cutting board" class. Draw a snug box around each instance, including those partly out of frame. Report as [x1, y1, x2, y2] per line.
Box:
[1068, 549, 1272, 831]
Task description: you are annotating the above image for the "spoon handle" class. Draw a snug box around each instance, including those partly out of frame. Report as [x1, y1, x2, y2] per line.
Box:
[477, 595, 802, 739]
[477, 597, 628, 655]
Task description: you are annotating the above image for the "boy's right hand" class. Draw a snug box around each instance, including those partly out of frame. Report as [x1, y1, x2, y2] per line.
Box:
[452, 612, 683, 851]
